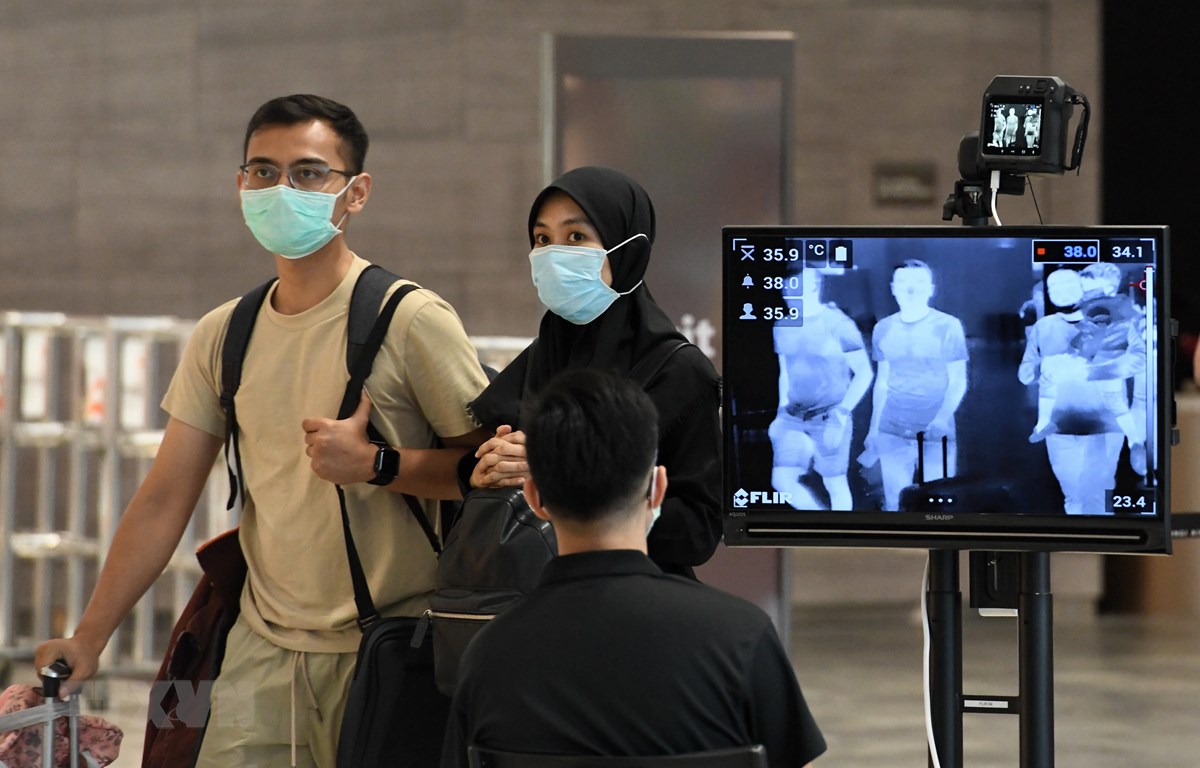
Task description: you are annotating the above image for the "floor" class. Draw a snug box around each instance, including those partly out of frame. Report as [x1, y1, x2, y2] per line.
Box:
[790, 601, 1200, 767]
[11, 600, 1199, 767]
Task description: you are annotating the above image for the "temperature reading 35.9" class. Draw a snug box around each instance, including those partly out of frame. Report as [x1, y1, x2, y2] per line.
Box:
[761, 247, 801, 262]
[762, 306, 800, 321]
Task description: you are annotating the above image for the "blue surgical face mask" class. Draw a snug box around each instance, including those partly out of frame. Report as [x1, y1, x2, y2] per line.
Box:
[240, 177, 355, 259]
[528, 233, 647, 325]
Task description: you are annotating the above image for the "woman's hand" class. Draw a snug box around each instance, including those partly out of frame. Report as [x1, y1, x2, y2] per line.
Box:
[470, 425, 529, 488]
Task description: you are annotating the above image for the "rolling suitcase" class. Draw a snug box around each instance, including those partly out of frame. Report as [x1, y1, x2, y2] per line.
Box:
[898, 431, 1014, 514]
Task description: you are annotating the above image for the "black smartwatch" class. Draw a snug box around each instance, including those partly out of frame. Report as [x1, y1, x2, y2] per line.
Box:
[367, 440, 400, 486]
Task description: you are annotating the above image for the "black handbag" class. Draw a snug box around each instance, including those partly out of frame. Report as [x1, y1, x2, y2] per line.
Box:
[332, 281, 451, 767]
[410, 486, 557, 697]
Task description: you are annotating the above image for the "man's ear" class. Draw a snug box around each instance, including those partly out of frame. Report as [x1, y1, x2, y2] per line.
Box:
[346, 172, 372, 212]
[649, 465, 668, 509]
[524, 476, 550, 522]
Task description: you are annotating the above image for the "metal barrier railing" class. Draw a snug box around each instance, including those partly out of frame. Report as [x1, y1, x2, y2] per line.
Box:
[0, 309, 529, 678]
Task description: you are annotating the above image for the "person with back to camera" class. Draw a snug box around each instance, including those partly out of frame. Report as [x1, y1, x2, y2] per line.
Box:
[863, 259, 968, 511]
[34, 94, 491, 767]
[1023, 266, 1144, 453]
[1024, 106, 1041, 149]
[465, 165, 723, 578]
[1078, 261, 1148, 474]
[442, 368, 827, 768]
[1021, 266, 1147, 514]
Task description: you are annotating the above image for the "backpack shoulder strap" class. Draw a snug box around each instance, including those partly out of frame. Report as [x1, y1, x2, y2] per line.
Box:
[334, 279, 442, 628]
[628, 339, 691, 388]
[346, 264, 403, 373]
[338, 277, 420, 419]
[342, 268, 445, 558]
[220, 278, 276, 411]
[220, 277, 276, 511]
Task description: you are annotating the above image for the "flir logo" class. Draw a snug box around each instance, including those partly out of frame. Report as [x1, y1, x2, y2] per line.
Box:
[733, 488, 792, 507]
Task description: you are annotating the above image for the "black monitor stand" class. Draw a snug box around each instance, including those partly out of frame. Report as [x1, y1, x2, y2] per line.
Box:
[927, 550, 1054, 768]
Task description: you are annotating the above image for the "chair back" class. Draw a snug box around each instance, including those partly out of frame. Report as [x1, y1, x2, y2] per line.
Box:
[467, 744, 768, 768]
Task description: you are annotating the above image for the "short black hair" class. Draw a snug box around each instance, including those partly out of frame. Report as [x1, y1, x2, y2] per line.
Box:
[522, 369, 659, 523]
[243, 94, 369, 174]
[891, 258, 934, 281]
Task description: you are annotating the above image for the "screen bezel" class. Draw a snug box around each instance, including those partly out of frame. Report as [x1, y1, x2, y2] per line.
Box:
[722, 224, 1172, 554]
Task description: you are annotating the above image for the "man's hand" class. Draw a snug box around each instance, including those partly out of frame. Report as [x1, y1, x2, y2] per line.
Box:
[34, 634, 104, 694]
[303, 393, 377, 484]
[821, 408, 850, 451]
[925, 413, 953, 439]
[470, 425, 529, 489]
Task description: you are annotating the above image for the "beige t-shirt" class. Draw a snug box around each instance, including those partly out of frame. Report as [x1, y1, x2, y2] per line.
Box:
[162, 256, 487, 653]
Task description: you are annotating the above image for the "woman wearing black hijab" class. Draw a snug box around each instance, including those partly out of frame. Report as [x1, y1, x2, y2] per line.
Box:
[468, 166, 722, 577]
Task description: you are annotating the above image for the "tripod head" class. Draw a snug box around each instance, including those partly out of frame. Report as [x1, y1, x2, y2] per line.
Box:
[942, 132, 1026, 226]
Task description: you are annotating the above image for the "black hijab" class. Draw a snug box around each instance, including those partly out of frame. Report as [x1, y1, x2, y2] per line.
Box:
[470, 166, 698, 431]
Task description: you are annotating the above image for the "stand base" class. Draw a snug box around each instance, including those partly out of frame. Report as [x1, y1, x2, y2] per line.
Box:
[927, 550, 1054, 768]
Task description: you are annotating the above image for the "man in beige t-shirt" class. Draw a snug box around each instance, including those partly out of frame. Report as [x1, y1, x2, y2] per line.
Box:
[36, 94, 490, 767]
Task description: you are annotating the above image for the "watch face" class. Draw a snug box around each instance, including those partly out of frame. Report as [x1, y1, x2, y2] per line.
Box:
[370, 443, 399, 485]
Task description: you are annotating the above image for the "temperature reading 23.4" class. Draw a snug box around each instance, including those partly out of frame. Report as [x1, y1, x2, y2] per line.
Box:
[1106, 488, 1154, 514]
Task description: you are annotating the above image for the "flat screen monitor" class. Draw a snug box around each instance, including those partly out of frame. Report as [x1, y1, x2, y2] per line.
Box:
[722, 225, 1172, 553]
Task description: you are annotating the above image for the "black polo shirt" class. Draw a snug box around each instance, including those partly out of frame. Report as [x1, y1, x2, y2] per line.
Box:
[441, 549, 826, 767]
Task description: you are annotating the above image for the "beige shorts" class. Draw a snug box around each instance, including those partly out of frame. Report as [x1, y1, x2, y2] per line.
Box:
[194, 615, 357, 768]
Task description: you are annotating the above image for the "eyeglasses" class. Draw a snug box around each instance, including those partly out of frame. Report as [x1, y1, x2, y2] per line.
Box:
[239, 162, 354, 192]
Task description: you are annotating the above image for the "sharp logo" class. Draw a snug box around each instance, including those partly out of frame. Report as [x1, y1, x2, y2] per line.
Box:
[926, 514, 954, 521]
[733, 488, 792, 508]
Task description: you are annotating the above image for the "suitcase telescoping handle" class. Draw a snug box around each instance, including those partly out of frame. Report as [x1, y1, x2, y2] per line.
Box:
[40, 659, 71, 699]
[40, 659, 79, 768]
[915, 431, 950, 485]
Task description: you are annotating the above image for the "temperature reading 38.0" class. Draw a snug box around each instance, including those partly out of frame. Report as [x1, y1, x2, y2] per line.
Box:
[763, 275, 802, 291]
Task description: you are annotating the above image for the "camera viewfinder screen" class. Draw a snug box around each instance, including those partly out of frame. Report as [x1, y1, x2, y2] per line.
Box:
[982, 98, 1043, 158]
[722, 226, 1170, 552]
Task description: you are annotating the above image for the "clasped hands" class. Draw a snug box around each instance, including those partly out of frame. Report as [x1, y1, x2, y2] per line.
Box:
[470, 425, 528, 489]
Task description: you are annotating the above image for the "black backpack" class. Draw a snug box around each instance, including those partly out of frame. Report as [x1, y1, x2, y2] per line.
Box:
[411, 338, 692, 697]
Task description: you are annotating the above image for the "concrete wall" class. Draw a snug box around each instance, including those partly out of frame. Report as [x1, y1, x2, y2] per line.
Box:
[0, 0, 1101, 328]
